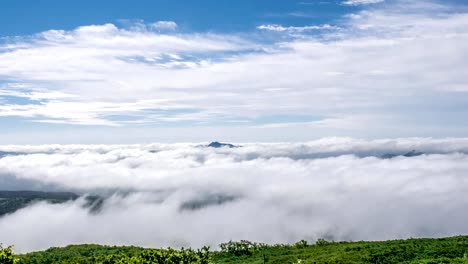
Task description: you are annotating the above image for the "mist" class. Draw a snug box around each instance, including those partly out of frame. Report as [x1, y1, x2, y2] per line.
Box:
[1, 138, 468, 253]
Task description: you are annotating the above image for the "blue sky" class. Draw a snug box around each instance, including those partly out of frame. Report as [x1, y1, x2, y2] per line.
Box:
[0, 0, 353, 36]
[0, 0, 468, 143]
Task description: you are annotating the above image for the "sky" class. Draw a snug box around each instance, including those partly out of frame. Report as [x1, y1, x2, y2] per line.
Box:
[0, 0, 468, 143]
[2, 1, 468, 252]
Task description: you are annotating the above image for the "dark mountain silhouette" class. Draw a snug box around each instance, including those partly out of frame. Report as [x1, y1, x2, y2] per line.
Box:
[207, 141, 236, 148]
[0, 190, 103, 217]
[179, 193, 239, 211]
[381, 150, 424, 159]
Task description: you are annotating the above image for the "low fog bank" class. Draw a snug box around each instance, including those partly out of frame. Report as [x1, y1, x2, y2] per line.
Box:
[1, 138, 468, 252]
[2, 137, 468, 157]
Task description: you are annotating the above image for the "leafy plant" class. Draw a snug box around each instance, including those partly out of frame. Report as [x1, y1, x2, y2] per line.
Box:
[219, 240, 265, 256]
[0, 244, 19, 264]
[293, 240, 309, 249]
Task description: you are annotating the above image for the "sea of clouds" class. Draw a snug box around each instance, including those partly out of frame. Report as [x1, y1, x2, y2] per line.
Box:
[2, 138, 468, 252]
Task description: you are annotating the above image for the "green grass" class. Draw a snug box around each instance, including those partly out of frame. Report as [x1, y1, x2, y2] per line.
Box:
[13, 236, 468, 264]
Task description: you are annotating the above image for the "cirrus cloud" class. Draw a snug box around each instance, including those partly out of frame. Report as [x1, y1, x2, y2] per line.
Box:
[342, 0, 384, 6]
[150, 21, 178, 31]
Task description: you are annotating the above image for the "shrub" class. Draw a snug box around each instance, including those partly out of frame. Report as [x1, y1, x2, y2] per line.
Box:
[315, 238, 331, 246]
[0, 244, 19, 264]
[294, 240, 309, 249]
[219, 240, 265, 256]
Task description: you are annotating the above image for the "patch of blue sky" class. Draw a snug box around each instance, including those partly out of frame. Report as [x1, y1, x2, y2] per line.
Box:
[118, 47, 268, 68]
[0, 95, 42, 105]
[0, 116, 63, 132]
[0, 116, 124, 137]
[0, 0, 352, 37]
[0, 82, 46, 105]
[146, 114, 325, 127]
[134, 119, 200, 128]
[102, 115, 142, 122]
[2, 0, 467, 37]
[142, 108, 200, 115]
[252, 114, 325, 125]
[103, 108, 201, 124]
[181, 114, 326, 127]
[100, 112, 323, 128]
[0, 116, 32, 131]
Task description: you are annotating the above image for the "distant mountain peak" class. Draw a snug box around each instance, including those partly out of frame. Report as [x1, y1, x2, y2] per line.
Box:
[207, 141, 236, 148]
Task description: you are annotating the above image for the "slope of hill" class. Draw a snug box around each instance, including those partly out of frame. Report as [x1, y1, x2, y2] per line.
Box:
[0, 191, 104, 217]
[14, 235, 468, 264]
[0, 191, 79, 217]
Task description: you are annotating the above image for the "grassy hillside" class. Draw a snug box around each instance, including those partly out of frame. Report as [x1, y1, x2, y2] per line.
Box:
[8, 236, 468, 264]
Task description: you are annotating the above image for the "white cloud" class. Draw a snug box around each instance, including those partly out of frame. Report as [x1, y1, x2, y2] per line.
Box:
[2, 138, 468, 252]
[257, 24, 338, 32]
[342, 0, 384, 5]
[0, 1, 467, 140]
[150, 21, 178, 31]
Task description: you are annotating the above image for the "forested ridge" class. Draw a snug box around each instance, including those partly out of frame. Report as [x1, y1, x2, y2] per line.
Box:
[3, 236, 468, 263]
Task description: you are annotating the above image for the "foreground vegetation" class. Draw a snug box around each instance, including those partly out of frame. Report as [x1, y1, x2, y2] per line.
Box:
[0, 245, 18, 264]
[4, 236, 468, 263]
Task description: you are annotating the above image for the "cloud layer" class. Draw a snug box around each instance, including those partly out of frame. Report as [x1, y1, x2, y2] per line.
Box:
[2, 138, 468, 252]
